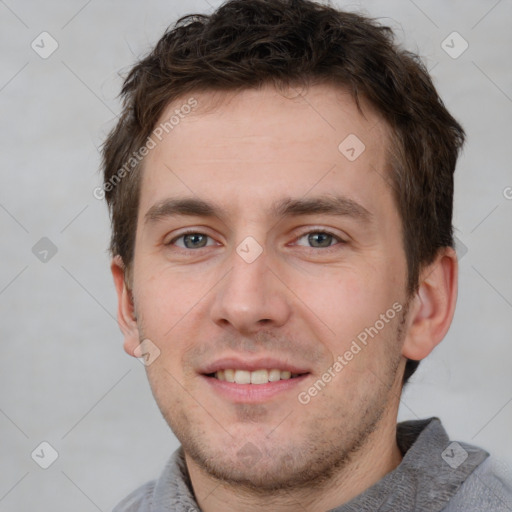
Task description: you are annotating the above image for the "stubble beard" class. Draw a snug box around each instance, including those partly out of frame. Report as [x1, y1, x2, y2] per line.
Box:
[143, 301, 409, 496]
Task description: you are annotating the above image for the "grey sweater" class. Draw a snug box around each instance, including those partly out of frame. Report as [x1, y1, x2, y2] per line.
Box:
[113, 418, 512, 511]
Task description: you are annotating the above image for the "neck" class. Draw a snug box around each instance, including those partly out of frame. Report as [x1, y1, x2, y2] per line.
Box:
[185, 403, 403, 512]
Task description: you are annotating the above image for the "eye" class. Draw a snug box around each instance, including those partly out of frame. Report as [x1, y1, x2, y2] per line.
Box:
[169, 232, 216, 249]
[294, 231, 343, 248]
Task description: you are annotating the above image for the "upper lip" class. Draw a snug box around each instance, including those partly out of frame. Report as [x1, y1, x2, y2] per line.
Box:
[200, 356, 311, 375]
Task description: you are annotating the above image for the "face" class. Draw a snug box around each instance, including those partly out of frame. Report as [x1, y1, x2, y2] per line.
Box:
[124, 84, 412, 490]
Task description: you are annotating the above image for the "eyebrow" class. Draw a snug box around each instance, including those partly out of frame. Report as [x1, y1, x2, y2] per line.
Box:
[144, 198, 219, 225]
[272, 196, 372, 223]
[143, 195, 372, 226]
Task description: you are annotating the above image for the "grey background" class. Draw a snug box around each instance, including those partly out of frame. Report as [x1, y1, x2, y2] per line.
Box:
[0, 0, 511, 510]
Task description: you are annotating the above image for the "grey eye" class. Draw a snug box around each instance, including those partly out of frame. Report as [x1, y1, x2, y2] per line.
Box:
[304, 232, 336, 248]
[178, 233, 210, 248]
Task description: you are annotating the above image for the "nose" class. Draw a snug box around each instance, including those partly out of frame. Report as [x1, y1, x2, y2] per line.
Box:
[210, 242, 292, 334]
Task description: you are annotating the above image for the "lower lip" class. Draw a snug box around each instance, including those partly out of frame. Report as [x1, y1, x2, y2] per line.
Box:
[202, 374, 310, 403]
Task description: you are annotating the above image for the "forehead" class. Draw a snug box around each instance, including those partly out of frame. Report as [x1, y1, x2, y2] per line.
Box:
[138, 83, 393, 218]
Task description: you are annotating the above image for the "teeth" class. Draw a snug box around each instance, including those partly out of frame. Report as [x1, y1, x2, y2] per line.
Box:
[213, 368, 302, 384]
[268, 369, 281, 382]
[251, 369, 268, 384]
[234, 370, 251, 384]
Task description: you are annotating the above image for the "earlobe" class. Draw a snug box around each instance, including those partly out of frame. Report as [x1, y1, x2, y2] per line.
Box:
[110, 256, 140, 357]
[402, 247, 458, 361]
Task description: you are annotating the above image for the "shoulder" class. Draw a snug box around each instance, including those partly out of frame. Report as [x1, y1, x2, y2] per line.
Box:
[112, 479, 156, 512]
[443, 456, 512, 511]
[111, 447, 198, 512]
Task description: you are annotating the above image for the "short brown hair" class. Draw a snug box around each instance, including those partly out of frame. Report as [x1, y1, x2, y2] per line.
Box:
[101, 0, 465, 382]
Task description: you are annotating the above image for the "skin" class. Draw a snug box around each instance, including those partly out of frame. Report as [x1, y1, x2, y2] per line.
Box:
[112, 83, 458, 512]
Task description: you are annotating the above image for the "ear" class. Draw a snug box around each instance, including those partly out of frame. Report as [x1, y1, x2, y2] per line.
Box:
[111, 255, 140, 358]
[401, 246, 458, 361]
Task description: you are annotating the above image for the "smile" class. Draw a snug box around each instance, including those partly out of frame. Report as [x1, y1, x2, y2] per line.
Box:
[211, 369, 305, 384]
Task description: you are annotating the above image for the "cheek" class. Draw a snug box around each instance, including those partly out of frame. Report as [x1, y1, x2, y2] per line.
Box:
[134, 266, 216, 370]
[301, 266, 381, 323]
[297, 265, 403, 362]
[135, 266, 202, 324]
[134, 274, 187, 350]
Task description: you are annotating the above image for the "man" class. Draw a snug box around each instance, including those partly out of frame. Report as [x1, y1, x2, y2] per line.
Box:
[101, 0, 512, 510]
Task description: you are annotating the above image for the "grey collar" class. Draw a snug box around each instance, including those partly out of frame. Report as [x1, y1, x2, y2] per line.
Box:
[332, 417, 488, 512]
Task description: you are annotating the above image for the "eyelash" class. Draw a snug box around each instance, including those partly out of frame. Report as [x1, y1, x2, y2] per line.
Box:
[166, 229, 218, 249]
[293, 230, 346, 250]
[166, 229, 346, 251]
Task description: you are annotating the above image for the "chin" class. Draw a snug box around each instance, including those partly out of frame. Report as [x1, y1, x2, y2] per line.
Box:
[181, 430, 353, 493]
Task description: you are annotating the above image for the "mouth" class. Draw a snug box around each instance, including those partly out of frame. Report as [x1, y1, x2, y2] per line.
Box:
[206, 368, 307, 384]
[199, 357, 311, 402]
